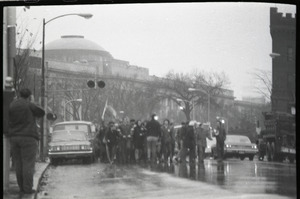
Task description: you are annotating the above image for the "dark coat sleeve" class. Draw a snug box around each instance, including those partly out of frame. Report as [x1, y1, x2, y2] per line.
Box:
[29, 103, 45, 118]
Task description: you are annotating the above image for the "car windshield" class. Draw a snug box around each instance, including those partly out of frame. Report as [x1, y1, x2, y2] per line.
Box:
[51, 130, 88, 142]
[53, 124, 89, 132]
[226, 136, 251, 144]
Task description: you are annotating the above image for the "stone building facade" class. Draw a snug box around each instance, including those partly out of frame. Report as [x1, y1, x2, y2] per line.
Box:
[24, 34, 236, 123]
[270, 7, 296, 113]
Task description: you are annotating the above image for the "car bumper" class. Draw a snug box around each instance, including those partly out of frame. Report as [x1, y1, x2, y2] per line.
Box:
[224, 148, 258, 155]
[48, 150, 93, 159]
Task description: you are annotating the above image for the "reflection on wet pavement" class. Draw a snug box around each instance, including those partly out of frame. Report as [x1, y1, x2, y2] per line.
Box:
[146, 159, 296, 198]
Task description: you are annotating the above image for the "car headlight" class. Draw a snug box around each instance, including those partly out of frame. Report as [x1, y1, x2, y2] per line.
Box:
[225, 144, 231, 148]
[252, 145, 257, 149]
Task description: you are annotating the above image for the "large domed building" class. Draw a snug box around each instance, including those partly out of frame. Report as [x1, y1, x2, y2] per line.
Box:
[45, 35, 113, 64]
[42, 35, 149, 79]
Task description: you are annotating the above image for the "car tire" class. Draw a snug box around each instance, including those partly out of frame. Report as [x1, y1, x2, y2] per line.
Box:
[83, 156, 93, 164]
[249, 155, 254, 161]
[51, 158, 59, 165]
[240, 156, 245, 160]
[288, 155, 295, 163]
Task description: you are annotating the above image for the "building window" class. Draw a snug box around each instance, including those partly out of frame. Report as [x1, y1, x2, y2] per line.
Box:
[287, 47, 293, 62]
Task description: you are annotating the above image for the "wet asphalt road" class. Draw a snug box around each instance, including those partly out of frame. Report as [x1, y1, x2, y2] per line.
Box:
[37, 158, 296, 199]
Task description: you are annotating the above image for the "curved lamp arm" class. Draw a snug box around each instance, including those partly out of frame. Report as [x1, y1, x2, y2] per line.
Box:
[45, 13, 93, 25]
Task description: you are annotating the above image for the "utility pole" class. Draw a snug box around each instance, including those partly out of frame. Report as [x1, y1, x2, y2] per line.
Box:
[3, 7, 16, 192]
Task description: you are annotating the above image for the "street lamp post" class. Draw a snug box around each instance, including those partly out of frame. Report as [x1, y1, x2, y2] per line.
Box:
[40, 13, 92, 161]
[188, 88, 210, 123]
[64, 99, 82, 121]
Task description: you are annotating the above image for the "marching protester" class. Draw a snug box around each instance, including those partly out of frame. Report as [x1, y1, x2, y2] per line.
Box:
[146, 114, 161, 164]
[195, 122, 212, 164]
[96, 123, 108, 163]
[119, 117, 132, 164]
[179, 121, 196, 166]
[175, 121, 187, 163]
[141, 121, 149, 163]
[8, 88, 45, 194]
[161, 119, 174, 163]
[129, 119, 136, 162]
[132, 120, 147, 163]
[103, 121, 119, 164]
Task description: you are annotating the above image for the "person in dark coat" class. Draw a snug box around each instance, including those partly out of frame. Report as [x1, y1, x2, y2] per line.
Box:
[161, 119, 175, 163]
[140, 121, 148, 162]
[146, 114, 161, 163]
[195, 122, 212, 163]
[119, 117, 133, 164]
[103, 121, 119, 164]
[214, 119, 226, 161]
[8, 88, 45, 194]
[96, 123, 108, 163]
[132, 120, 146, 163]
[179, 121, 196, 166]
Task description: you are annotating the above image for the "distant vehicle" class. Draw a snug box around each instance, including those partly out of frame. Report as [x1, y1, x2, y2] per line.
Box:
[48, 121, 97, 165]
[211, 135, 258, 161]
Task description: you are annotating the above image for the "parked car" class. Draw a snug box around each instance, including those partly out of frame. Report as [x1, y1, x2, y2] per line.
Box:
[48, 121, 97, 165]
[211, 135, 258, 161]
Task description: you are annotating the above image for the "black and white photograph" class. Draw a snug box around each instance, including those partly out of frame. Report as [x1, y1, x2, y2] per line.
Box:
[2, 1, 296, 199]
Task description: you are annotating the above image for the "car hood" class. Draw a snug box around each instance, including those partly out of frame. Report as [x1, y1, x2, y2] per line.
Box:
[49, 140, 91, 146]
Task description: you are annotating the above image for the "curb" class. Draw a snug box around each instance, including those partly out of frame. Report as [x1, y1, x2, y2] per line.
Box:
[33, 162, 50, 199]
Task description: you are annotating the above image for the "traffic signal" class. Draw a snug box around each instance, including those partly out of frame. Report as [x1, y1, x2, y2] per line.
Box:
[97, 80, 105, 88]
[87, 80, 105, 88]
[47, 113, 57, 121]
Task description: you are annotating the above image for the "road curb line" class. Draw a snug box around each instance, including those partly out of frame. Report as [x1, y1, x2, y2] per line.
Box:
[34, 163, 50, 199]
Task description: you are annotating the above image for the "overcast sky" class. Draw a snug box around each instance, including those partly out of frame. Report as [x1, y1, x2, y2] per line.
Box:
[16, 2, 296, 100]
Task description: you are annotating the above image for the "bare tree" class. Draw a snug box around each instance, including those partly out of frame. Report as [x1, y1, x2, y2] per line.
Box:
[14, 6, 40, 95]
[103, 77, 162, 120]
[250, 68, 272, 101]
[157, 70, 230, 121]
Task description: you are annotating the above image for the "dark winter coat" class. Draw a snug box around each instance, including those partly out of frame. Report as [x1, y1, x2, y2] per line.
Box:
[216, 126, 226, 143]
[8, 98, 45, 141]
[161, 126, 174, 144]
[105, 128, 119, 147]
[133, 125, 147, 149]
[146, 118, 161, 137]
[182, 126, 195, 148]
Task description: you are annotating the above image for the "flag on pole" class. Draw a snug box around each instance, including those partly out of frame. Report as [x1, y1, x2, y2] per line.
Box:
[107, 105, 117, 119]
[101, 98, 108, 120]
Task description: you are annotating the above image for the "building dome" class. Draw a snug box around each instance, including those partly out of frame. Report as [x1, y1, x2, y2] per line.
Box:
[46, 35, 106, 51]
[44, 35, 112, 63]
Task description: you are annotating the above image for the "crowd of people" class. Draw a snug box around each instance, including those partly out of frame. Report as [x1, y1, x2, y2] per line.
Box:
[93, 113, 227, 165]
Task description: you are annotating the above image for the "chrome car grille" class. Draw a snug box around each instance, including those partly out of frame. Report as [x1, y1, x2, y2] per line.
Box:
[61, 145, 80, 151]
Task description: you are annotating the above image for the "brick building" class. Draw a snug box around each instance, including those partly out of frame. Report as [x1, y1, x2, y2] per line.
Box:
[270, 7, 296, 114]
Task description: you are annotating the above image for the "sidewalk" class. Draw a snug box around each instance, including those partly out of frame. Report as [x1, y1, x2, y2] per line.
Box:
[3, 161, 50, 199]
